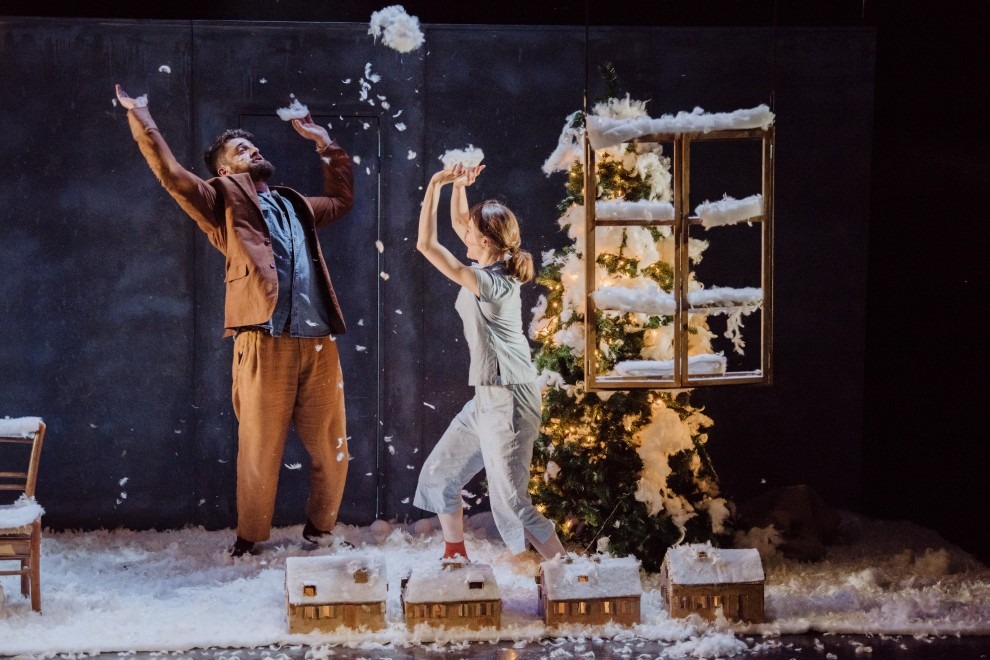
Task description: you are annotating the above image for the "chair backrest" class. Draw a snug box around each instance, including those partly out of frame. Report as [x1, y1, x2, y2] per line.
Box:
[0, 418, 46, 499]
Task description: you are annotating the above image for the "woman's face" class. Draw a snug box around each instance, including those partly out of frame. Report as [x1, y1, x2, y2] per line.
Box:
[464, 219, 490, 262]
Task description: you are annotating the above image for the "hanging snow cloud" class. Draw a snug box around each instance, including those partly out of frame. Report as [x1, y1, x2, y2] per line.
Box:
[368, 5, 425, 54]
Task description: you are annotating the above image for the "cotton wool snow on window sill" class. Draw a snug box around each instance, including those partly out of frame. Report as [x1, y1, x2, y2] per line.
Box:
[587, 105, 775, 151]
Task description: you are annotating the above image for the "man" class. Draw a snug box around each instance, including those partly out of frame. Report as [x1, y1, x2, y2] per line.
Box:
[115, 84, 354, 557]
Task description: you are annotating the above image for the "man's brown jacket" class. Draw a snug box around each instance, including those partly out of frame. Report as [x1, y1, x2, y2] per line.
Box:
[126, 106, 354, 337]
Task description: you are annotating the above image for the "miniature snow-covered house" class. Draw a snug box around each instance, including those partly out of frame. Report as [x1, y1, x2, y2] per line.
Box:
[284, 555, 387, 633]
[660, 543, 765, 623]
[401, 559, 501, 630]
[536, 554, 643, 626]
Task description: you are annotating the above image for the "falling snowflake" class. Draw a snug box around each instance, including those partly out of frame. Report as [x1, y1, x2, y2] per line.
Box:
[284, 463, 302, 470]
[356, 345, 367, 352]
[423, 402, 435, 409]
[364, 62, 382, 83]
[407, 150, 417, 160]
[119, 477, 129, 486]
[375, 240, 384, 253]
[353, 155, 362, 165]
[395, 122, 407, 132]
[380, 272, 390, 280]
[158, 65, 171, 74]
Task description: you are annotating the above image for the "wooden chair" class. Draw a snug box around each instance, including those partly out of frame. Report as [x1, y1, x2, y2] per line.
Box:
[0, 417, 46, 612]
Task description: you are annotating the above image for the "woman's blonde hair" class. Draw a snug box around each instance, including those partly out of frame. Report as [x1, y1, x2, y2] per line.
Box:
[470, 199, 534, 283]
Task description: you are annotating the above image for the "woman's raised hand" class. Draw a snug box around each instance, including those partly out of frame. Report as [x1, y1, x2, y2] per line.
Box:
[429, 168, 461, 186]
[452, 163, 485, 188]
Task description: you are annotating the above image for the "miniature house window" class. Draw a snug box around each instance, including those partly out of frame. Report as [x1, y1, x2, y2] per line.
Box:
[603, 600, 613, 614]
[303, 606, 316, 619]
[556, 602, 567, 615]
[479, 603, 492, 616]
[458, 604, 469, 617]
[618, 601, 633, 615]
[713, 596, 722, 608]
[319, 605, 332, 618]
[577, 575, 589, 582]
[432, 604, 446, 617]
[469, 580, 484, 589]
[303, 584, 317, 597]
[353, 569, 369, 583]
[583, 122, 775, 390]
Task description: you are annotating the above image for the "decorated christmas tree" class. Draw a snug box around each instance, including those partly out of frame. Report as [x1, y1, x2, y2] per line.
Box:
[529, 90, 737, 571]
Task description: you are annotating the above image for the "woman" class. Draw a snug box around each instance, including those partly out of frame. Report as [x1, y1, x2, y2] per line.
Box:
[413, 164, 567, 562]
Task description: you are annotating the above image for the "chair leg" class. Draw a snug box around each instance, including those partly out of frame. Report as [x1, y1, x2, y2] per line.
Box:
[31, 522, 42, 612]
[21, 560, 29, 596]
[30, 565, 41, 612]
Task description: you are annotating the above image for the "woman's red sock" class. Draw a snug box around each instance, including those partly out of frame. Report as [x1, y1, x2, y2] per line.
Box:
[443, 540, 468, 559]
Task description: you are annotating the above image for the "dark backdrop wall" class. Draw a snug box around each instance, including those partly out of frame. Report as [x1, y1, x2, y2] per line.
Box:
[1, 1, 986, 564]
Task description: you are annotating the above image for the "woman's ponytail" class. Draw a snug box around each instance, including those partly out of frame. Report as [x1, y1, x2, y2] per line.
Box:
[505, 247, 534, 283]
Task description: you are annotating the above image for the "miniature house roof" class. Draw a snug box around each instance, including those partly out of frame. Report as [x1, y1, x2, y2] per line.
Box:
[285, 555, 386, 605]
[540, 555, 643, 600]
[664, 543, 765, 585]
[402, 561, 500, 603]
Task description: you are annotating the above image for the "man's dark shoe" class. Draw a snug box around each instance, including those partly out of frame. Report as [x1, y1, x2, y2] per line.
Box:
[229, 536, 258, 557]
[302, 519, 352, 548]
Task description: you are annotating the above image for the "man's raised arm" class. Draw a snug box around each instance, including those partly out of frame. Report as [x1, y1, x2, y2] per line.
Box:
[115, 84, 220, 232]
[290, 114, 354, 229]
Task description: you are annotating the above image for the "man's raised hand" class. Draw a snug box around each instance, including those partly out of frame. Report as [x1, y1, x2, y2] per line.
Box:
[291, 114, 331, 151]
[114, 84, 148, 110]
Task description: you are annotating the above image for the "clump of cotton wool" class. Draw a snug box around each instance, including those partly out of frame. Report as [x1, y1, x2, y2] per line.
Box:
[275, 96, 309, 121]
[368, 5, 425, 54]
[440, 145, 485, 169]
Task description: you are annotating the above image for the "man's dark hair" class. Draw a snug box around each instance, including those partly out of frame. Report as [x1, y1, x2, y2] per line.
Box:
[204, 128, 256, 176]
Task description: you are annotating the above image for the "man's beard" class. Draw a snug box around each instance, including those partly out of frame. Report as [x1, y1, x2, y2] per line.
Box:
[248, 160, 275, 182]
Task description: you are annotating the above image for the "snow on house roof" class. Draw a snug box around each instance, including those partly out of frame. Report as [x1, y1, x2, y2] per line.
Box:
[664, 543, 765, 585]
[285, 555, 386, 605]
[540, 555, 643, 600]
[402, 561, 501, 603]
